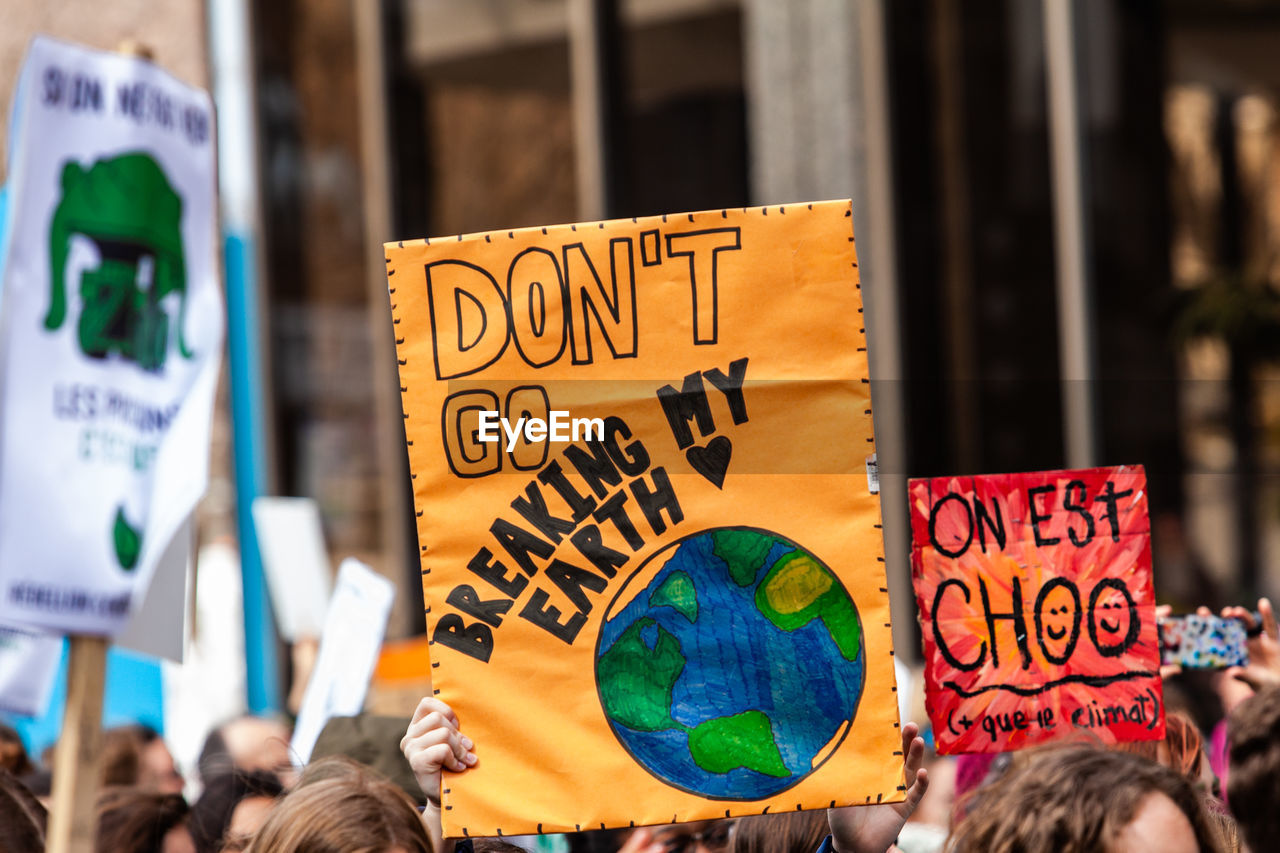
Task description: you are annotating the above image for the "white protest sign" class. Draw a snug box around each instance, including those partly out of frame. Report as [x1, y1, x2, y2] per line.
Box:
[115, 516, 192, 663]
[290, 558, 395, 765]
[0, 37, 221, 636]
[252, 496, 333, 640]
[0, 624, 62, 717]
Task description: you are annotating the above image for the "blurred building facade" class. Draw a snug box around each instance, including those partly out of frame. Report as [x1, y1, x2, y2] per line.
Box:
[250, 0, 1280, 652]
[5, 0, 1280, 685]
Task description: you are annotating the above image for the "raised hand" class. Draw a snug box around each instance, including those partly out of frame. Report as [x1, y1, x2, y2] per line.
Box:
[826, 722, 930, 853]
[1224, 598, 1280, 695]
[400, 696, 478, 805]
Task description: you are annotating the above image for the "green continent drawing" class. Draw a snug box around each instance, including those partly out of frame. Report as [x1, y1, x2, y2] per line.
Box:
[47, 151, 190, 371]
[596, 527, 866, 800]
[688, 711, 790, 778]
[597, 618, 685, 732]
[649, 570, 698, 622]
[756, 552, 863, 661]
[712, 528, 776, 586]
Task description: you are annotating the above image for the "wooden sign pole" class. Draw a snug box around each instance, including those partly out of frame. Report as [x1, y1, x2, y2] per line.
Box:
[23, 37, 173, 853]
[46, 41, 146, 853]
[46, 635, 109, 853]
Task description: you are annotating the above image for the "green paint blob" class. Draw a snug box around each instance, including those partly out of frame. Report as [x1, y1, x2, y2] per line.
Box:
[113, 506, 142, 572]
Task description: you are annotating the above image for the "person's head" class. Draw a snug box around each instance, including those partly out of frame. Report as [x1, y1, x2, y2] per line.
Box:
[730, 811, 826, 853]
[0, 724, 34, 776]
[1117, 710, 1214, 793]
[188, 769, 283, 853]
[1227, 685, 1280, 853]
[243, 757, 431, 853]
[646, 819, 733, 853]
[947, 744, 1221, 853]
[95, 787, 194, 853]
[198, 716, 294, 786]
[312, 714, 423, 806]
[101, 724, 184, 794]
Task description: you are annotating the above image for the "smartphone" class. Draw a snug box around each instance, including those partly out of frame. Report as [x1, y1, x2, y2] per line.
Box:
[1157, 613, 1250, 669]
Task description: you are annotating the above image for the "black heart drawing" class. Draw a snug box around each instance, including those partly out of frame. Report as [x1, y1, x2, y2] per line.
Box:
[686, 436, 732, 489]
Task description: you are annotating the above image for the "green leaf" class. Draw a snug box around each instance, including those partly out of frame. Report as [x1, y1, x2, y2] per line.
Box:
[113, 506, 142, 571]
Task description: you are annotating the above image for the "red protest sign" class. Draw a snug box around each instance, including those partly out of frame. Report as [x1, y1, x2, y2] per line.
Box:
[910, 466, 1164, 754]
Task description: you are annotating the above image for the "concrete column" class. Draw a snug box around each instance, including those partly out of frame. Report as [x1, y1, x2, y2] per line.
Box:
[743, 0, 916, 661]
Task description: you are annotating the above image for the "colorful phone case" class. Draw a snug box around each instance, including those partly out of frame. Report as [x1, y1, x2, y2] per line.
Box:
[1158, 614, 1250, 669]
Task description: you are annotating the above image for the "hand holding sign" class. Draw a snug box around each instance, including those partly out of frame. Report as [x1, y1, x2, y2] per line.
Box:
[401, 696, 477, 805]
[826, 722, 931, 853]
[910, 466, 1163, 754]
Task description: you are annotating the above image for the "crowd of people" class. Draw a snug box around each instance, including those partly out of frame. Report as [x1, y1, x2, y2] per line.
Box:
[1, 599, 1279, 852]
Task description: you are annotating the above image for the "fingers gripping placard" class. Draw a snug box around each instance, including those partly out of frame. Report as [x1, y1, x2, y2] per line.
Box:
[910, 466, 1164, 754]
[386, 202, 901, 836]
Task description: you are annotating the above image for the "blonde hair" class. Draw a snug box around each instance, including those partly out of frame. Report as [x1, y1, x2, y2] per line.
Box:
[244, 757, 431, 853]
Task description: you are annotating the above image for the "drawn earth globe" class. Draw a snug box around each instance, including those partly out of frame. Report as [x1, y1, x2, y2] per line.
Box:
[594, 527, 866, 799]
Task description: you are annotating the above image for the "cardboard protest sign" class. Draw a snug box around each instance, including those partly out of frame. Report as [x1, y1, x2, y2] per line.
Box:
[252, 497, 334, 640]
[0, 37, 221, 636]
[291, 558, 396, 764]
[115, 515, 193, 663]
[910, 465, 1163, 754]
[385, 200, 900, 836]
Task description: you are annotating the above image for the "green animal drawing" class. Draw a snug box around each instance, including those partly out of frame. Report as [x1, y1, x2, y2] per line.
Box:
[46, 152, 190, 371]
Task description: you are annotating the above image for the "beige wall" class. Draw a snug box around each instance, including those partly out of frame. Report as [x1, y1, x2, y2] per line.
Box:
[0, 0, 209, 180]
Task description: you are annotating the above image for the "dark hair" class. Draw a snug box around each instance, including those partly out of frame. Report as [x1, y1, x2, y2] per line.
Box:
[94, 787, 189, 853]
[0, 768, 46, 853]
[196, 727, 230, 784]
[17, 768, 51, 798]
[244, 757, 430, 853]
[188, 769, 284, 853]
[947, 745, 1222, 853]
[1227, 685, 1280, 853]
[731, 811, 828, 853]
[100, 724, 161, 788]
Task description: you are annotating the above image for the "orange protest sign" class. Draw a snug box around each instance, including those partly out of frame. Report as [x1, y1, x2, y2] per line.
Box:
[910, 466, 1164, 754]
[386, 200, 901, 837]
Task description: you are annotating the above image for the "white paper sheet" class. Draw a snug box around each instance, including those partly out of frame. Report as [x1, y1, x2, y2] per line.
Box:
[251, 496, 333, 641]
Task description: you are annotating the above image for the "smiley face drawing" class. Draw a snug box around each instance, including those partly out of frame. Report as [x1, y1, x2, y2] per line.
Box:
[1088, 578, 1140, 657]
[1035, 577, 1082, 664]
